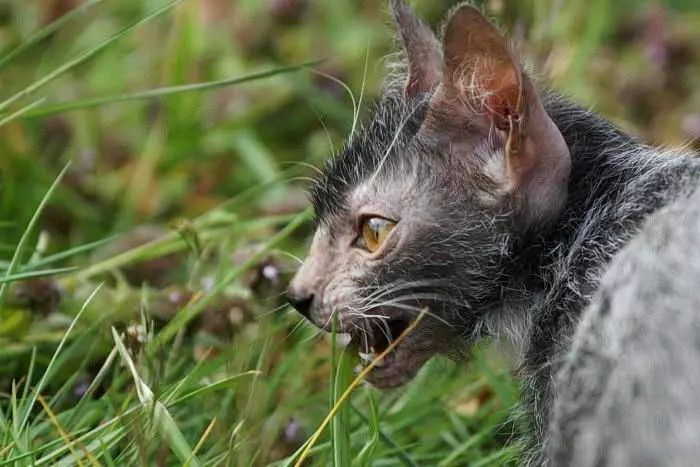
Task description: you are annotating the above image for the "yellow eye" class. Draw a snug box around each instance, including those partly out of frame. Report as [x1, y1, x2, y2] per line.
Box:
[356, 216, 396, 253]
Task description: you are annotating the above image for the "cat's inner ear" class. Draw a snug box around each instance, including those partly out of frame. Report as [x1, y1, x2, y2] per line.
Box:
[441, 5, 523, 128]
[421, 5, 571, 225]
[390, 0, 441, 97]
[425, 5, 528, 138]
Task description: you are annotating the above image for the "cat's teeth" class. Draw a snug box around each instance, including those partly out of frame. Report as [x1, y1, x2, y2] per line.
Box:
[358, 351, 376, 364]
[358, 350, 393, 369]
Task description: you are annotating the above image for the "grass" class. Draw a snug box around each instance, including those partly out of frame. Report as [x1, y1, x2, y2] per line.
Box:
[0, 0, 698, 465]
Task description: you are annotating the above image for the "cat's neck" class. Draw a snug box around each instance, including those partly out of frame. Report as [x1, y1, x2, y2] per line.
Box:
[520, 93, 698, 354]
[492, 91, 700, 441]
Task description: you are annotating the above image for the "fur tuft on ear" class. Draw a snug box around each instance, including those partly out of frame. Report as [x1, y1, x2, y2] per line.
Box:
[442, 5, 526, 128]
[389, 0, 441, 97]
[419, 3, 571, 226]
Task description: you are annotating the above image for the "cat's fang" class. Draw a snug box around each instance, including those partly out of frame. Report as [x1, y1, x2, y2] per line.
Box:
[359, 351, 376, 364]
[358, 348, 396, 369]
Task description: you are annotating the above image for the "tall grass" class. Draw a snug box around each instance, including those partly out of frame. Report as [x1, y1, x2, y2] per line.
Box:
[1, 0, 698, 465]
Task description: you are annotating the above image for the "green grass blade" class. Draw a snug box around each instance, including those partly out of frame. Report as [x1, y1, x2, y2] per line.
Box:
[0, 0, 105, 72]
[18, 347, 36, 409]
[65, 348, 118, 428]
[438, 430, 490, 467]
[565, 0, 611, 100]
[153, 208, 312, 346]
[0, 162, 70, 309]
[167, 371, 261, 407]
[229, 129, 281, 185]
[352, 396, 379, 467]
[0, 98, 45, 127]
[111, 327, 201, 467]
[470, 446, 520, 467]
[26, 235, 118, 270]
[10, 381, 22, 449]
[30, 419, 134, 466]
[0, 0, 183, 115]
[16, 283, 102, 434]
[0, 409, 11, 455]
[0, 266, 76, 284]
[330, 318, 352, 467]
[349, 404, 419, 467]
[22, 61, 323, 118]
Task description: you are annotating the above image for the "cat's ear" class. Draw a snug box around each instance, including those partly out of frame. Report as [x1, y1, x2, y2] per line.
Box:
[421, 5, 571, 224]
[390, 0, 441, 96]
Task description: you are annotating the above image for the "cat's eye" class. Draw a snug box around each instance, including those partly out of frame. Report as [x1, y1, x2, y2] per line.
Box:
[355, 216, 396, 253]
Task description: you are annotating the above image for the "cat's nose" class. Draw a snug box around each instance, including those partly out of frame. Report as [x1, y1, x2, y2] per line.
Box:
[285, 291, 314, 318]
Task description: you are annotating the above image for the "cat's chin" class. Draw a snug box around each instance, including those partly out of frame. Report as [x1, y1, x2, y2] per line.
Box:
[360, 343, 436, 389]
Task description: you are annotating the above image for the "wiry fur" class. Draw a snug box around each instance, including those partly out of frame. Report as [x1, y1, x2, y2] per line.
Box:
[290, 2, 700, 465]
[511, 95, 700, 464]
[546, 187, 700, 466]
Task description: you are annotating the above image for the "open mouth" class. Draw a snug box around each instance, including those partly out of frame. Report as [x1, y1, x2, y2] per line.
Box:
[350, 318, 410, 369]
[333, 314, 440, 389]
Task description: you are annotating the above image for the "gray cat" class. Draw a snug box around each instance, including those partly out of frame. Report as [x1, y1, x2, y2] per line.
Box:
[286, 1, 700, 465]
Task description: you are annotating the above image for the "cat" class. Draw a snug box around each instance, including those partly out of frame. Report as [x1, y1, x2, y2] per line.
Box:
[286, 1, 700, 464]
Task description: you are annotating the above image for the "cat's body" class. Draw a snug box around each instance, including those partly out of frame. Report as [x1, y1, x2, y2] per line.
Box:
[287, 2, 700, 465]
[547, 185, 700, 466]
[514, 94, 700, 464]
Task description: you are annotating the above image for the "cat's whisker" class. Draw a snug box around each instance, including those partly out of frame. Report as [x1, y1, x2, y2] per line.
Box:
[352, 39, 370, 141]
[361, 289, 465, 309]
[359, 285, 467, 310]
[279, 160, 324, 176]
[285, 175, 319, 184]
[258, 302, 293, 319]
[373, 319, 393, 347]
[302, 101, 337, 162]
[358, 299, 454, 328]
[286, 316, 313, 340]
[299, 326, 330, 346]
[342, 310, 393, 348]
[276, 250, 305, 265]
[345, 309, 390, 321]
[355, 322, 370, 352]
[308, 68, 360, 141]
[377, 292, 467, 309]
[358, 279, 456, 302]
[320, 308, 339, 332]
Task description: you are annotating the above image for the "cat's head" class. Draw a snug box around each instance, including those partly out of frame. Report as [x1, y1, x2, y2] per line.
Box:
[287, 1, 571, 388]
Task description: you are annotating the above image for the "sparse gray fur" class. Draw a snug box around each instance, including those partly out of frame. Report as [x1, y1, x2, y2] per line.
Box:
[545, 182, 700, 466]
[287, 2, 700, 465]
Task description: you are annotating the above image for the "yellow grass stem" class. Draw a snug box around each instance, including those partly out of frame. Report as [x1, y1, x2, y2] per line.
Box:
[293, 308, 429, 467]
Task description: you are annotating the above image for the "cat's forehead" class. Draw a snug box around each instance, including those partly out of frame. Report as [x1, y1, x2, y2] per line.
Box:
[309, 96, 426, 223]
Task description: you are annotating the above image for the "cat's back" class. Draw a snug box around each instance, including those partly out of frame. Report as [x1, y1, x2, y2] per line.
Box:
[548, 183, 700, 466]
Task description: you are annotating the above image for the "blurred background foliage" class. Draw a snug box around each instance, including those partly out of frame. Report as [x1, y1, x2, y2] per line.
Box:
[1, 0, 699, 245]
[0, 0, 698, 465]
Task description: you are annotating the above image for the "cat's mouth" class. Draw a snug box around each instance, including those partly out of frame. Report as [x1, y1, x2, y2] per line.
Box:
[346, 317, 435, 389]
[352, 318, 409, 364]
